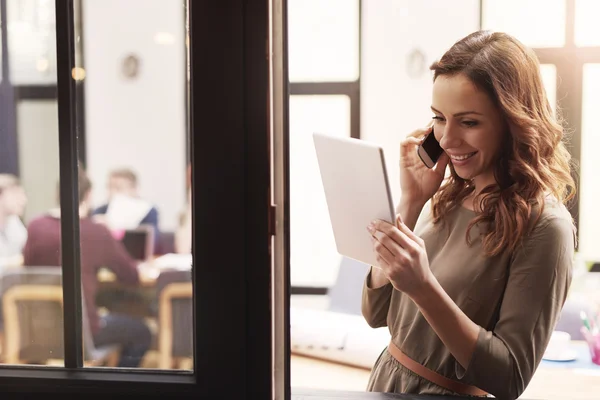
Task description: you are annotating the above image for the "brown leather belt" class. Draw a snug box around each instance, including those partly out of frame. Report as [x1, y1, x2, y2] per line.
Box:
[387, 341, 488, 397]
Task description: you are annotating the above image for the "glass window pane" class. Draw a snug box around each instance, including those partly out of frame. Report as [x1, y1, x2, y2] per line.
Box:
[80, 0, 191, 369]
[579, 64, 600, 261]
[575, 0, 600, 46]
[17, 100, 59, 222]
[7, 0, 57, 85]
[290, 95, 350, 287]
[288, 0, 359, 82]
[539, 64, 557, 116]
[1, 106, 63, 365]
[482, 0, 566, 48]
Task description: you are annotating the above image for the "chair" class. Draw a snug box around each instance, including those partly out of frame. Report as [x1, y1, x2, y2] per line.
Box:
[156, 269, 192, 369]
[155, 231, 175, 255]
[327, 257, 371, 315]
[290, 257, 390, 369]
[0, 267, 119, 366]
[121, 224, 154, 262]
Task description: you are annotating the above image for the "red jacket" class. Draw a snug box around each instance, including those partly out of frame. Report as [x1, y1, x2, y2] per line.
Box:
[22, 214, 139, 334]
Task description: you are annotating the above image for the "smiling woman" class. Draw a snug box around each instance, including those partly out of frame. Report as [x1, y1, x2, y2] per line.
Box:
[430, 73, 506, 189]
[364, 30, 576, 400]
[429, 30, 575, 256]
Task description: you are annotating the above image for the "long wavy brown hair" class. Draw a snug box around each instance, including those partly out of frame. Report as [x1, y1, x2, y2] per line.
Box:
[429, 30, 576, 257]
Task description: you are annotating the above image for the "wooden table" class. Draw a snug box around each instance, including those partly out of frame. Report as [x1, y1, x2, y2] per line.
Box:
[98, 263, 165, 286]
[96, 260, 191, 318]
[98, 252, 192, 286]
[291, 343, 600, 400]
[96, 264, 167, 318]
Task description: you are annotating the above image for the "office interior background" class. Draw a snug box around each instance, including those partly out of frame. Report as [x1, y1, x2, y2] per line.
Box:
[1, 0, 187, 232]
[2, 0, 600, 399]
[288, 1, 600, 399]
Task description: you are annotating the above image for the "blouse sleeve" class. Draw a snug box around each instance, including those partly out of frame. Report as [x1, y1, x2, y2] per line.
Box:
[361, 267, 394, 328]
[455, 214, 575, 400]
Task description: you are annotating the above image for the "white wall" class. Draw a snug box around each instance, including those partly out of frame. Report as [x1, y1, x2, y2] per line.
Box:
[17, 101, 60, 222]
[361, 0, 480, 204]
[82, 0, 186, 231]
[289, 95, 351, 286]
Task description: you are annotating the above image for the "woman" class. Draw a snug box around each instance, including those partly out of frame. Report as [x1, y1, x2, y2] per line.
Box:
[363, 30, 576, 399]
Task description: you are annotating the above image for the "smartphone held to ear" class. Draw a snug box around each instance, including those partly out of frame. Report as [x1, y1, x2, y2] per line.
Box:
[417, 128, 444, 168]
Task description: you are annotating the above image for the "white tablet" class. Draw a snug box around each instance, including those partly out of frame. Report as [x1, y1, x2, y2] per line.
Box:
[313, 133, 396, 268]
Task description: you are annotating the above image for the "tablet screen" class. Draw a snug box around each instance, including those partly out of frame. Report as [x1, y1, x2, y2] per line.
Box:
[313, 133, 395, 268]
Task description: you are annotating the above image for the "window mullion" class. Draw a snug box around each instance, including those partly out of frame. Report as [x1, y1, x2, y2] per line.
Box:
[55, 0, 84, 369]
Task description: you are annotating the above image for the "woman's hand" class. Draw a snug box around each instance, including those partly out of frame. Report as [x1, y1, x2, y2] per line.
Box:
[367, 215, 433, 297]
[400, 125, 450, 205]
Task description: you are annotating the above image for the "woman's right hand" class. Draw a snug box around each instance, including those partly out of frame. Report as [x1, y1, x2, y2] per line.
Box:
[399, 125, 450, 205]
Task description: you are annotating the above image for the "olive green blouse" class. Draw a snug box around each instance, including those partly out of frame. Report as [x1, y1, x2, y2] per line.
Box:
[362, 201, 575, 399]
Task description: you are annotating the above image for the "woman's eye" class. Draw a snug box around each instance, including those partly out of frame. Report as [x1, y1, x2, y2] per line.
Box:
[432, 116, 445, 122]
[463, 120, 478, 127]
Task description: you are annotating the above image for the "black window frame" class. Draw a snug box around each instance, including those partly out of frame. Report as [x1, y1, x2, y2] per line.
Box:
[0, 0, 273, 397]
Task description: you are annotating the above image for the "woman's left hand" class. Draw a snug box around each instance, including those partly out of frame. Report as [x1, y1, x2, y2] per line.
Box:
[367, 215, 433, 298]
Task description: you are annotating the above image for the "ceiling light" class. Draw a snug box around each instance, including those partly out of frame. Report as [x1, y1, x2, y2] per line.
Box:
[154, 32, 175, 45]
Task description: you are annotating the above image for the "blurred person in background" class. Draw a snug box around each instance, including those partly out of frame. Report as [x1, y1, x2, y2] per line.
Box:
[175, 163, 192, 254]
[93, 168, 160, 250]
[0, 174, 28, 268]
[23, 168, 151, 367]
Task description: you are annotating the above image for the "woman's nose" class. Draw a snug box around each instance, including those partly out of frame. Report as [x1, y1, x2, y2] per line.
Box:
[439, 125, 462, 149]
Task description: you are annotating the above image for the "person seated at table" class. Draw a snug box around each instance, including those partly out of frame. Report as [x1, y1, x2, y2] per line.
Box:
[92, 168, 160, 250]
[0, 174, 28, 268]
[22, 168, 151, 368]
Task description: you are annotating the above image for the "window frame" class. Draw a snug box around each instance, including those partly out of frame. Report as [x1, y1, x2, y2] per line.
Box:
[0, 0, 87, 172]
[0, 0, 273, 397]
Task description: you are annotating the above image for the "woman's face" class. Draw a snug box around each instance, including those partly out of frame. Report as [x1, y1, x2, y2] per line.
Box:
[431, 73, 506, 190]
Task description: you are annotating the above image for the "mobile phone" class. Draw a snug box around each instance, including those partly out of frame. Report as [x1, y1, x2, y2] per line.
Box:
[417, 128, 444, 169]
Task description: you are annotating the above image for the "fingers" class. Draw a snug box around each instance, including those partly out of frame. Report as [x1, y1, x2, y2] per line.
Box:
[389, 223, 423, 255]
[401, 124, 434, 159]
[401, 137, 422, 148]
[406, 124, 433, 139]
[396, 220, 425, 248]
[370, 231, 396, 266]
[400, 137, 422, 158]
[402, 126, 432, 156]
[374, 256, 391, 271]
[372, 230, 412, 273]
[370, 219, 422, 254]
[369, 220, 407, 259]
